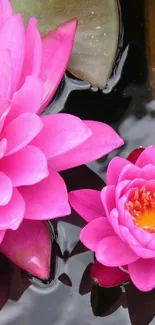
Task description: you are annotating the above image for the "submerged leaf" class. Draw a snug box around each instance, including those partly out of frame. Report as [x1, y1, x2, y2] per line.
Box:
[0, 219, 51, 279]
[11, 0, 119, 88]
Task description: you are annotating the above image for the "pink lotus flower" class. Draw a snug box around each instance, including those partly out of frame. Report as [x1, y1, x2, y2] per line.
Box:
[69, 146, 155, 292]
[0, 0, 77, 111]
[0, 0, 124, 280]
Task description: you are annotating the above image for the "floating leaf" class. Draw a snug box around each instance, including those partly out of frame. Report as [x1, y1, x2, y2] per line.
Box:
[11, 0, 119, 88]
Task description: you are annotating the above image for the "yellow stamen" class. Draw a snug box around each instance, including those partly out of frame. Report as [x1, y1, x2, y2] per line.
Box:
[127, 186, 155, 232]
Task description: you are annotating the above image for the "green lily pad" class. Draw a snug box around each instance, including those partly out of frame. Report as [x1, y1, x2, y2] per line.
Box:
[11, 0, 119, 88]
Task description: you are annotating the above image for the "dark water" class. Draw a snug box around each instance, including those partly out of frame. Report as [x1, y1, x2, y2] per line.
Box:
[1, 0, 155, 324]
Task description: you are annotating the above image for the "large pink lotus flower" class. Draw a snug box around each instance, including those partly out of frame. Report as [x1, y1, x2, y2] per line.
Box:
[69, 146, 155, 292]
[0, 0, 124, 280]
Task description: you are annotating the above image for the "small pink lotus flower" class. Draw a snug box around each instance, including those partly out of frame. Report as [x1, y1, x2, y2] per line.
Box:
[0, 0, 124, 279]
[69, 146, 155, 292]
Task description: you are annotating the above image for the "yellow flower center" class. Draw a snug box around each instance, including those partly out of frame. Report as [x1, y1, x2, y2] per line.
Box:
[127, 186, 155, 232]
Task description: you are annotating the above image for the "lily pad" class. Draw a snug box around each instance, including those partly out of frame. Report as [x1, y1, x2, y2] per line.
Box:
[11, 0, 119, 88]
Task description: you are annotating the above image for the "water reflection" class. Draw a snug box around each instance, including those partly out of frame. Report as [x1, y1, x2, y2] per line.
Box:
[0, 254, 30, 313]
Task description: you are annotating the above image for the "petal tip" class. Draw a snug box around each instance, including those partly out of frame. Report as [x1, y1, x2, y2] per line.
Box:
[115, 136, 124, 149]
[68, 190, 76, 201]
[31, 266, 50, 280]
[56, 17, 78, 34]
[63, 202, 71, 216]
[27, 17, 37, 26]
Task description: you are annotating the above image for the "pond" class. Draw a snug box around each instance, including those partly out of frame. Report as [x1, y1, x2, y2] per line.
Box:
[0, 0, 155, 324]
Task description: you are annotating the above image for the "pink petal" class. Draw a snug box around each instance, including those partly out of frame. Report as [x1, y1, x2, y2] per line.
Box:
[118, 196, 142, 236]
[0, 50, 12, 98]
[102, 184, 128, 238]
[0, 172, 12, 205]
[0, 188, 25, 230]
[0, 14, 25, 93]
[0, 219, 51, 279]
[39, 18, 77, 113]
[49, 121, 124, 171]
[125, 179, 155, 196]
[128, 259, 155, 292]
[120, 225, 143, 250]
[0, 139, 7, 159]
[32, 114, 91, 160]
[115, 180, 130, 202]
[101, 185, 116, 217]
[119, 225, 155, 258]
[0, 98, 11, 129]
[80, 217, 115, 251]
[124, 178, 146, 194]
[69, 189, 106, 222]
[108, 208, 124, 240]
[142, 164, 155, 180]
[0, 119, 4, 134]
[146, 236, 155, 250]
[19, 168, 71, 220]
[5, 76, 44, 125]
[96, 236, 138, 267]
[2, 113, 43, 156]
[128, 242, 155, 259]
[0, 230, 5, 244]
[129, 223, 153, 247]
[136, 146, 155, 167]
[0, 0, 13, 28]
[118, 164, 141, 183]
[127, 147, 144, 164]
[106, 157, 130, 186]
[91, 260, 130, 287]
[0, 145, 48, 186]
[118, 164, 155, 183]
[20, 18, 42, 86]
[117, 194, 134, 226]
